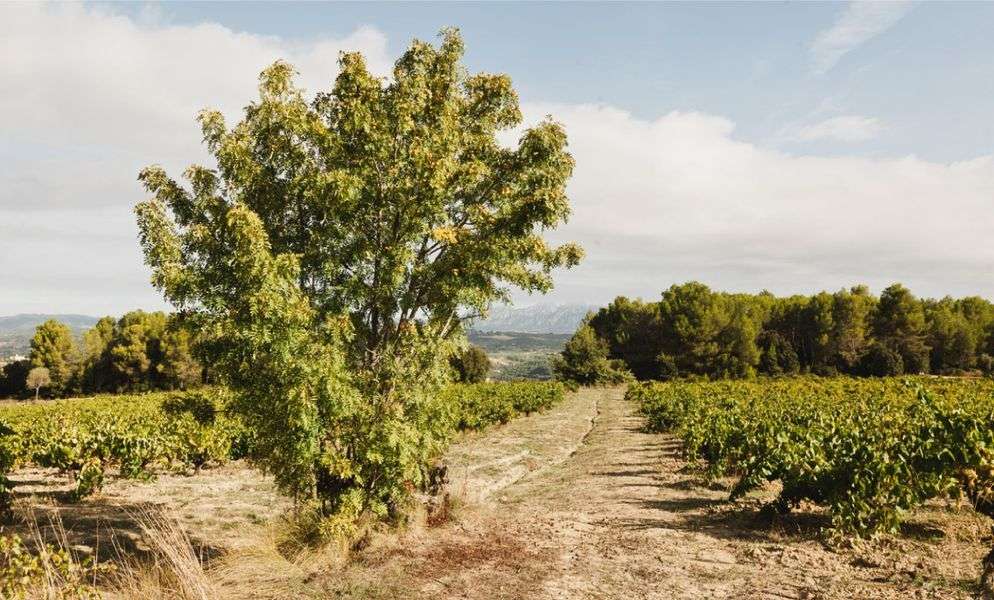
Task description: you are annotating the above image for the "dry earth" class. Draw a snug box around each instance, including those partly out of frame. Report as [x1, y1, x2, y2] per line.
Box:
[6, 387, 991, 598]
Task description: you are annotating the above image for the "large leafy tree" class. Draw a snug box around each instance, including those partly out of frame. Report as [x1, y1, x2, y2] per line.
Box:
[135, 30, 580, 519]
[106, 310, 168, 391]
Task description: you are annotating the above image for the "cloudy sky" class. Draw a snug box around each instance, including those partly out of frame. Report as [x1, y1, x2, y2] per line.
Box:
[2, 2, 994, 316]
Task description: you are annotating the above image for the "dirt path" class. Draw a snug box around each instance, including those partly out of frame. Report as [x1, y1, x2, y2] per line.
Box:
[376, 386, 984, 600]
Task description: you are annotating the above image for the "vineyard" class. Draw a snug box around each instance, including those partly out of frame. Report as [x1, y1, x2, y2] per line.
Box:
[629, 377, 994, 537]
[0, 382, 564, 514]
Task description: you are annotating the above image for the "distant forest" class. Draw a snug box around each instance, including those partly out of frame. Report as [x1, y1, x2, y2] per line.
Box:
[0, 311, 200, 398]
[580, 282, 994, 380]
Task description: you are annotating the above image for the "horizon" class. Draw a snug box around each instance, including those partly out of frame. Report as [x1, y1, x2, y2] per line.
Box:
[4, 2, 994, 314]
[6, 278, 994, 321]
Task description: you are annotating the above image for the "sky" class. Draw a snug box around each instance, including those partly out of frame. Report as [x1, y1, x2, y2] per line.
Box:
[2, 1, 994, 316]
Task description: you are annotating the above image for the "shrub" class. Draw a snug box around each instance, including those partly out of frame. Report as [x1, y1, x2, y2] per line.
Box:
[552, 325, 630, 386]
[858, 342, 904, 376]
[450, 345, 491, 383]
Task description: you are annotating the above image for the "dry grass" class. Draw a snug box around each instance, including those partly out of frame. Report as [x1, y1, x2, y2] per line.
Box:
[106, 508, 215, 600]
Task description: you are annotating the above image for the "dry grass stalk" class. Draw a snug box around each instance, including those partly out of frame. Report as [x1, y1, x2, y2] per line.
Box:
[107, 507, 215, 600]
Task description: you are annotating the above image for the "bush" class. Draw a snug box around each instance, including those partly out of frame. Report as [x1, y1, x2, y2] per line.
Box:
[0, 534, 107, 599]
[450, 345, 491, 383]
[858, 342, 904, 376]
[552, 325, 630, 386]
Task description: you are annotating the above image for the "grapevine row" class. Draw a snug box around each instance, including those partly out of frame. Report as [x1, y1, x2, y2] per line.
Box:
[629, 377, 994, 534]
[0, 381, 565, 509]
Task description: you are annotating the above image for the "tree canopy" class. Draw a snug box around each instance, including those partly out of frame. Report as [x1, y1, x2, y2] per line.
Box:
[582, 282, 994, 381]
[29, 320, 75, 396]
[134, 29, 580, 522]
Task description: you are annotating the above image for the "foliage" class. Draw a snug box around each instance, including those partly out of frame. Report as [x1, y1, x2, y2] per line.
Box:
[552, 324, 630, 386]
[0, 390, 243, 503]
[874, 284, 930, 374]
[631, 377, 994, 535]
[758, 331, 799, 376]
[450, 345, 491, 383]
[25, 367, 51, 400]
[0, 360, 30, 399]
[0, 533, 107, 599]
[857, 341, 904, 376]
[134, 29, 579, 522]
[582, 282, 994, 380]
[29, 320, 76, 396]
[17, 311, 204, 399]
[588, 297, 660, 379]
[443, 381, 564, 430]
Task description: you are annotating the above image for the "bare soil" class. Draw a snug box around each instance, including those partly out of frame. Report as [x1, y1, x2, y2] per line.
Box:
[6, 387, 991, 599]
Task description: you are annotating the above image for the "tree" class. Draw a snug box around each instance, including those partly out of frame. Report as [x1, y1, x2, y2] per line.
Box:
[714, 298, 762, 378]
[29, 320, 76, 396]
[0, 360, 30, 399]
[588, 297, 662, 380]
[107, 310, 168, 391]
[79, 316, 115, 392]
[874, 284, 929, 374]
[657, 282, 725, 376]
[830, 285, 875, 372]
[552, 325, 628, 386]
[759, 331, 800, 376]
[799, 292, 835, 374]
[926, 299, 977, 373]
[135, 29, 580, 524]
[450, 345, 490, 383]
[858, 341, 904, 377]
[25, 367, 50, 400]
[158, 324, 202, 389]
[653, 283, 762, 379]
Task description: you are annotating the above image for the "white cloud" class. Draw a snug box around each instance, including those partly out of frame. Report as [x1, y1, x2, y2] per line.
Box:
[517, 103, 994, 304]
[0, 3, 390, 314]
[4, 3, 994, 316]
[810, 1, 913, 74]
[792, 115, 883, 142]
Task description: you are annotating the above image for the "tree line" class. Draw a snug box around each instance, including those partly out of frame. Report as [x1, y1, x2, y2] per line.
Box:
[0, 311, 202, 398]
[555, 281, 994, 383]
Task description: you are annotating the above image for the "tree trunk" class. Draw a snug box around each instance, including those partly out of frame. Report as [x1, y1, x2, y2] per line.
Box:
[34, 386, 39, 400]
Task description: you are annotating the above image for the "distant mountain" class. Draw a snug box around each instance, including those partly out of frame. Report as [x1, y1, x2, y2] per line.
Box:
[0, 314, 99, 334]
[470, 303, 596, 334]
[0, 314, 100, 358]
